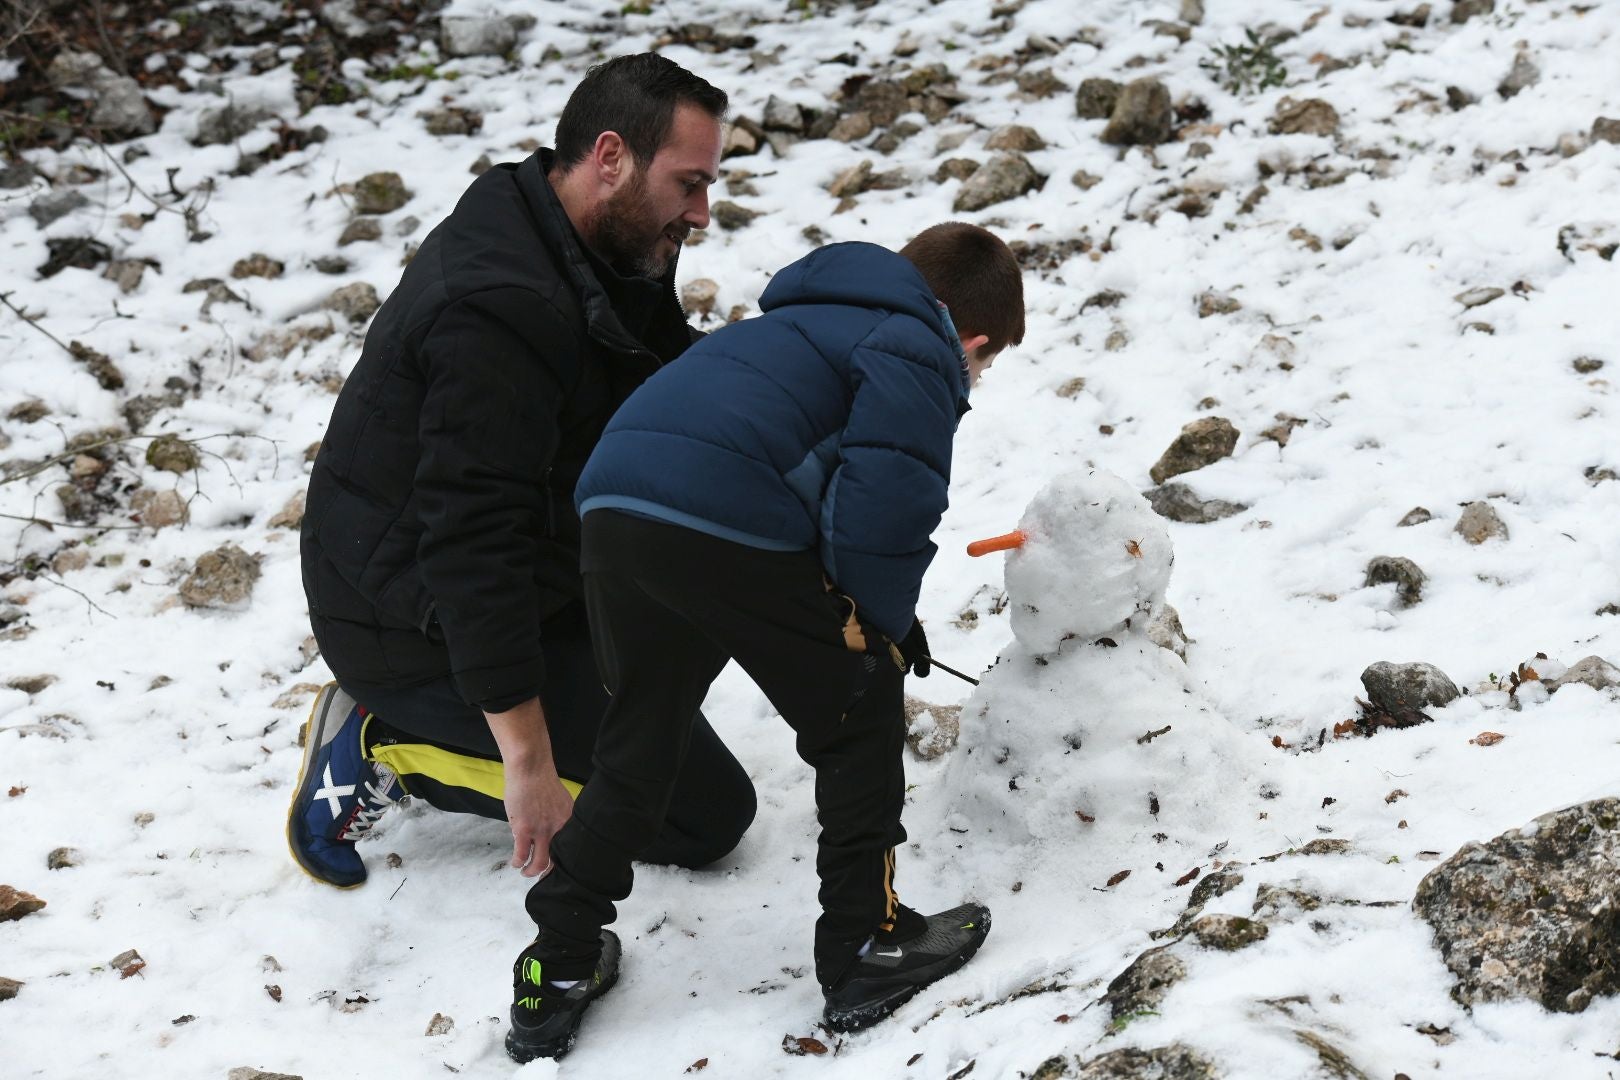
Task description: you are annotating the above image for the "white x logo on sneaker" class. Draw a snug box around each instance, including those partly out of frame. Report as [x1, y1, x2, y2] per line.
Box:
[313, 764, 355, 819]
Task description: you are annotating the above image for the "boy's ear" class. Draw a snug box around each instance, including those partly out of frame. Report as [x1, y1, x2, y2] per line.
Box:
[961, 333, 990, 355]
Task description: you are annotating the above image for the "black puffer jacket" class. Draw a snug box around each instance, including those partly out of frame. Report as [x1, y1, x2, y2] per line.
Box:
[301, 150, 693, 711]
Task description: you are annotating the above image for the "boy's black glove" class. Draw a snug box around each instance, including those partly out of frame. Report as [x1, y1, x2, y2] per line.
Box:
[896, 619, 931, 677]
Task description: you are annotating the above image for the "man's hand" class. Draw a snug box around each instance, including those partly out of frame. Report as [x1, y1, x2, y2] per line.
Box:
[895, 618, 932, 677]
[485, 696, 575, 877]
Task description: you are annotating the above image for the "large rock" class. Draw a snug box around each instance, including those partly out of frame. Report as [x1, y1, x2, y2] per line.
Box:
[1455, 501, 1508, 544]
[762, 95, 805, 133]
[1075, 77, 1123, 120]
[322, 283, 381, 323]
[1364, 555, 1426, 607]
[130, 489, 188, 529]
[352, 172, 410, 214]
[440, 16, 517, 57]
[0, 975, 21, 1001]
[952, 153, 1042, 212]
[1415, 799, 1620, 1012]
[1148, 418, 1239, 485]
[1270, 97, 1341, 136]
[1144, 482, 1247, 524]
[179, 544, 261, 610]
[1359, 661, 1459, 717]
[47, 50, 154, 137]
[1190, 913, 1268, 951]
[1101, 945, 1186, 1018]
[1101, 78, 1173, 146]
[1548, 656, 1620, 694]
[0, 885, 46, 922]
[985, 124, 1046, 152]
[903, 697, 960, 761]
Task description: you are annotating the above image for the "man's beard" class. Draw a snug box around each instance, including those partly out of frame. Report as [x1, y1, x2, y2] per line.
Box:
[586, 168, 687, 279]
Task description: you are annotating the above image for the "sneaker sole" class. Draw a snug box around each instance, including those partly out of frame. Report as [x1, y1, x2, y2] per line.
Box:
[822, 913, 991, 1034]
[284, 682, 365, 890]
[504, 952, 622, 1062]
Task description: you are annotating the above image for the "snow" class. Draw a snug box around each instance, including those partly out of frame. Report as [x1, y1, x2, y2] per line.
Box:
[4, 0, 1620, 1078]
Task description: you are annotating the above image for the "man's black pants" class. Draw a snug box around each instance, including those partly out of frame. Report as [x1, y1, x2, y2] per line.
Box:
[526, 510, 908, 988]
[343, 602, 756, 870]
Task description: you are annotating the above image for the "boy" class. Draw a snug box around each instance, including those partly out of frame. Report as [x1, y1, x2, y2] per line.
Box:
[507, 222, 1026, 1061]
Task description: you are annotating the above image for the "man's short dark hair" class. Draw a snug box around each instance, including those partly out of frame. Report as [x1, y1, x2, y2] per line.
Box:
[900, 222, 1027, 355]
[553, 53, 728, 171]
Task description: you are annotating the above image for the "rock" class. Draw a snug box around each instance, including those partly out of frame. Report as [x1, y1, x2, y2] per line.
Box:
[933, 158, 980, 183]
[762, 95, 805, 133]
[40, 236, 112, 278]
[681, 279, 719, 319]
[322, 283, 381, 323]
[1100, 945, 1186, 1018]
[425, 1012, 455, 1036]
[130, 489, 188, 529]
[146, 435, 199, 474]
[1190, 913, 1269, 951]
[1453, 0, 1494, 21]
[1574, 357, 1606, 374]
[1147, 19, 1192, 42]
[227, 1070, 305, 1080]
[29, 190, 89, 229]
[440, 16, 517, 57]
[1455, 286, 1504, 309]
[1101, 78, 1173, 146]
[6, 674, 55, 695]
[47, 50, 154, 137]
[903, 697, 961, 761]
[985, 124, 1046, 152]
[722, 122, 758, 157]
[1015, 69, 1069, 101]
[0, 976, 21, 1001]
[1148, 418, 1240, 485]
[1454, 500, 1508, 544]
[193, 104, 273, 147]
[1270, 97, 1341, 136]
[1075, 1046, 1218, 1080]
[179, 543, 261, 610]
[245, 323, 334, 362]
[1364, 556, 1426, 607]
[1446, 85, 1478, 111]
[1146, 603, 1191, 660]
[853, 80, 908, 126]
[1075, 77, 1123, 120]
[1547, 656, 1620, 694]
[1498, 51, 1539, 98]
[1144, 483, 1247, 524]
[1196, 290, 1241, 317]
[56, 484, 97, 523]
[952, 153, 1043, 212]
[469, 153, 493, 175]
[1180, 0, 1205, 23]
[312, 255, 350, 275]
[47, 847, 80, 870]
[268, 491, 305, 530]
[1593, 118, 1620, 145]
[827, 160, 874, 198]
[828, 111, 874, 143]
[419, 107, 482, 137]
[0, 885, 46, 922]
[709, 201, 759, 230]
[1072, 169, 1102, 190]
[1398, 506, 1432, 527]
[103, 259, 148, 293]
[1389, 4, 1432, 27]
[1415, 798, 1620, 1012]
[352, 172, 410, 215]
[338, 218, 382, 246]
[1360, 661, 1459, 718]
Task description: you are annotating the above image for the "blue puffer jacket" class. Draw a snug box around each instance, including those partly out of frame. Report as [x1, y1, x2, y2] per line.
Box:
[576, 241, 971, 641]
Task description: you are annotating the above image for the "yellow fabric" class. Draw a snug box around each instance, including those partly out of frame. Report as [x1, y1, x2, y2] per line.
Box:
[368, 739, 583, 801]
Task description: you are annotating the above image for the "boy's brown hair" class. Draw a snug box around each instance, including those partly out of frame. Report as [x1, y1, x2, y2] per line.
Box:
[899, 222, 1026, 355]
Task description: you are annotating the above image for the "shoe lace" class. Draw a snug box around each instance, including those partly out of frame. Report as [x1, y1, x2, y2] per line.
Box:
[337, 766, 399, 841]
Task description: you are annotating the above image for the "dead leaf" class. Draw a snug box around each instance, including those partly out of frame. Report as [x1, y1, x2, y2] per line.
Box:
[1125, 539, 1143, 559]
[1271, 735, 1291, 749]
[782, 1034, 828, 1056]
[1385, 789, 1408, 804]
[1075, 810, 1095, 823]
[1331, 719, 1356, 739]
[110, 948, 145, 978]
[1469, 731, 1506, 746]
[6, 786, 24, 797]
[1174, 866, 1201, 886]
[907, 1054, 923, 1066]
[1106, 869, 1131, 887]
[686, 1058, 709, 1073]
[266, 984, 282, 1002]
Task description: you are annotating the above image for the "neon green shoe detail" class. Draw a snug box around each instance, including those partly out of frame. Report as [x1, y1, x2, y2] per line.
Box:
[523, 957, 545, 987]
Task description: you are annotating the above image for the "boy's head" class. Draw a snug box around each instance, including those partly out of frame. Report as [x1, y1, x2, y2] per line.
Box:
[899, 222, 1026, 385]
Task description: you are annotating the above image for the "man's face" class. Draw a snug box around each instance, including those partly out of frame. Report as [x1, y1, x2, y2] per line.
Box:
[591, 103, 722, 278]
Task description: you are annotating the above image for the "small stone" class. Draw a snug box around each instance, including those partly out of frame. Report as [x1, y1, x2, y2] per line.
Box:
[853, 80, 908, 126]
[1072, 170, 1102, 190]
[47, 847, 79, 870]
[1186, 141, 1213, 160]
[721, 123, 758, 157]
[1361, 661, 1459, 719]
[1101, 78, 1173, 146]
[1196, 291, 1241, 318]
[1289, 226, 1324, 253]
[1446, 86, 1478, 111]
[352, 172, 410, 215]
[904, 697, 961, 761]
[1573, 357, 1605, 374]
[985, 124, 1046, 152]
[6, 674, 56, 695]
[1454, 501, 1508, 544]
[29, 190, 89, 229]
[1014, 69, 1069, 100]
[227, 1069, 305, 1080]
[231, 254, 284, 280]
[0, 976, 21, 1001]
[1389, 4, 1432, 28]
[179, 543, 262, 610]
[1149, 418, 1239, 485]
[1547, 656, 1620, 694]
[1190, 913, 1269, 951]
[131, 488, 189, 529]
[1270, 98, 1341, 136]
[8, 399, 48, 423]
[419, 107, 482, 137]
[681, 279, 719, 319]
[0, 885, 46, 922]
[322, 283, 381, 323]
[103, 259, 148, 294]
[268, 491, 305, 530]
[469, 153, 493, 175]
[440, 15, 517, 57]
[762, 96, 805, 133]
[1147, 19, 1192, 42]
[1454, 286, 1504, 309]
[425, 1012, 455, 1037]
[1146, 603, 1191, 660]
[828, 112, 874, 143]
[1179, 0, 1205, 23]
[313, 256, 350, 275]
[1144, 483, 1247, 524]
[1100, 946, 1186, 1018]
[339, 218, 383, 246]
[193, 104, 273, 147]
[146, 435, 199, 474]
[1452, 0, 1494, 22]
[1498, 51, 1539, 99]
[70, 341, 123, 391]
[1074, 1046, 1217, 1080]
[953, 153, 1043, 213]
[933, 158, 980, 183]
[244, 323, 335, 362]
[827, 160, 874, 198]
[1075, 77, 1123, 121]
[1593, 118, 1620, 145]
[709, 201, 759, 230]
[1364, 556, 1426, 607]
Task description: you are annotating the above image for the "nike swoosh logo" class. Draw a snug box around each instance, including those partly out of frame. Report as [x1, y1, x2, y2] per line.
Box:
[875, 947, 904, 958]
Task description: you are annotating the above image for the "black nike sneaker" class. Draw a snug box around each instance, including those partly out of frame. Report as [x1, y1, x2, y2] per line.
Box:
[822, 903, 991, 1033]
[505, 930, 621, 1063]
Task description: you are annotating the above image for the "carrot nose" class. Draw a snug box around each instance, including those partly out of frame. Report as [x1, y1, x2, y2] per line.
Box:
[966, 529, 1027, 557]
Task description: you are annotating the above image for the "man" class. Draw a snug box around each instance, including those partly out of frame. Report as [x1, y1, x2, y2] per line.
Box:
[506, 224, 1027, 1060]
[290, 55, 754, 897]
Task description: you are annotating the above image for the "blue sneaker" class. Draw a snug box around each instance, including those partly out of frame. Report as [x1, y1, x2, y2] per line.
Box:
[286, 682, 402, 888]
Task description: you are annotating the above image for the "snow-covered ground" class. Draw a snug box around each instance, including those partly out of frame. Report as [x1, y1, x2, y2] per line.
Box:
[3, 1, 1618, 1077]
